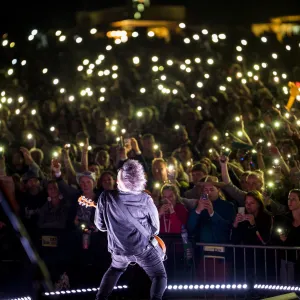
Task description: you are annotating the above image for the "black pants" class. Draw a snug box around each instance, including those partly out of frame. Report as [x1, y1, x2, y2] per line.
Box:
[96, 245, 167, 300]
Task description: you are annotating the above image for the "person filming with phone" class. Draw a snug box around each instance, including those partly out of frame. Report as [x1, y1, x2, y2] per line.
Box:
[187, 176, 236, 244]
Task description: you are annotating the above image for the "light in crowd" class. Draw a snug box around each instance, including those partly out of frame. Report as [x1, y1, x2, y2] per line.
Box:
[273, 71, 277, 76]
[21, 60, 26, 66]
[1, 91, 5, 96]
[286, 45, 291, 51]
[2, 40, 8, 46]
[237, 56, 243, 61]
[27, 133, 33, 140]
[237, 131, 243, 137]
[225, 132, 229, 137]
[90, 28, 97, 34]
[121, 129, 126, 134]
[261, 62, 267, 68]
[296, 95, 300, 101]
[112, 120, 118, 125]
[152, 66, 159, 72]
[136, 111, 143, 117]
[185, 59, 191, 65]
[18, 96, 24, 103]
[172, 89, 178, 95]
[115, 38, 121, 45]
[197, 106, 202, 111]
[133, 56, 140, 65]
[261, 36, 267, 43]
[184, 38, 190, 44]
[12, 59, 17, 65]
[274, 77, 279, 83]
[268, 169, 274, 175]
[285, 113, 290, 119]
[296, 120, 300, 126]
[272, 53, 278, 59]
[166, 59, 173, 66]
[106, 45, 112, 51]
[219, 85, 226, 91]
[160, 75, 166, 80]
[197, 81, 203, 88]
[140, 87, 146, 94]
[1, 97, 6, 103]
[42, 68, 48, 74]
[7, 97, 13, 104]
[247, 71, 253, 77]
[241, 39, 247, 45]
[75, 36, 83, 43]
[236, 46, 242, 52]
[274, 121, 280, 128]
[53, 78, 59, 85]
[111, 125, 117, 132]
[68, 96, 75, 102]
[148, 31, 155, 37]
[15, 109, 20, 115]
[260, 123, 265, 128]
[193, 34, 200, 40]
[154, 182, 161, 189]
[212, 135, 218, 141]
[104, 69, 110, 76]
[77, 65, 83, 71]
[99, 96, 105, 102]
[159, 66, 164, 71]
[55, 30, 62, 36]
[152, 56, 159, 62]
[50, 126, 55, 132]
[7, 68, 14, 75]
[190, 94, 195, 98]
[112, 65, 118, 71]
[282, 73, 287, 79]
[212, 35, 219, 43]
[195, 57, 201, 63]
[154, 144, 159, 151]
[227, 77, 232, 82]
[219, 33, 226, 39]
[158, 84, 164, 90]
[253, 75, 259, 81]
[132, 31, 139, 38]
[112, 73, 118, 79]
[100, 87, 106, 93]
[28, 35, 34, 41]
[253, 64, 260, 71]
[207, 58, 214, 65]
[174, 124, 180, 130]
[31, 109, 37, 115]
[180, 64, 186, 70]
[236, 72, 242, 78]
[267, 142, 272, 147]
[59, 35, 66, 42]
[202, 29, 208, 35]
[98, 70, 104, 76]
[179, 23, 186, 29]
[204, 73, 210, 79]
[60, 88, 65, 94]
[83, 59, 89, 65]
[235, 116, 240, 122]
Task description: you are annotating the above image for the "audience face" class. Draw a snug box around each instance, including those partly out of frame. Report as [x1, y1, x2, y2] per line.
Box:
[79, 176, 94, 194]
[25, 178, 41, 195]
[288, 192, 300, 211]
[246, 175, 262, 192]
[47, 182, 59, 199]
[12, 152, 24, 170]
[101, 173, 115, 191]
[192, 171, 206, 185]
[89, 164, 100, 179]
[96, 151, 110, 168]
[142, 137, 155, 155]
[178, 146, 192, 162]
[162, 189, 177, 207]
[245, 196, 260, 215]
[203, 183, 219, 201]
[152, 161, 168, 182]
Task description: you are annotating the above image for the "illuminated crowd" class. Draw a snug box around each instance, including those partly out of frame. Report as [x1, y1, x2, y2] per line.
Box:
[1, 23, 300, 289]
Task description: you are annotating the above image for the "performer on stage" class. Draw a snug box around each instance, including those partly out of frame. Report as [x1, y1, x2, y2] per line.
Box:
[94, 159, 167, 300]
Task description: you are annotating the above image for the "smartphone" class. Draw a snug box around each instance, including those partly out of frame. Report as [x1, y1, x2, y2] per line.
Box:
[238, 207, 245, 215]
[124, 138, 131, 146]
[118, 136, 124, 148]
[201, 193, 208, 200]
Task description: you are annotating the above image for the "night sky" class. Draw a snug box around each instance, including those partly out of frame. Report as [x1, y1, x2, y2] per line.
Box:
[0, 0, 299, 31]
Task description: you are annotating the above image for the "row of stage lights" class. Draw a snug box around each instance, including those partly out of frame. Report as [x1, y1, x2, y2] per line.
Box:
[7, 283, 300, 298]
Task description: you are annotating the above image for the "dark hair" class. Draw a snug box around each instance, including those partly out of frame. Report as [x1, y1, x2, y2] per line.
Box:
[192, 163, 208, 175]
[245, 191, 265, 213]
[289, 189, 300, 199]
[160, 183, 180, 203]
[47, 180, 58, 188]
[99, 171, 116, 182]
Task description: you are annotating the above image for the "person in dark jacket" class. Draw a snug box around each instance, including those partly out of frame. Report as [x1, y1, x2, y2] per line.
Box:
[94, 159, 167, 300]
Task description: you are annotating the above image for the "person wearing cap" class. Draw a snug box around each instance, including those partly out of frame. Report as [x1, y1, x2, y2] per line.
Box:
[94, 159, 167, 300]
[187, 176, 236, 244]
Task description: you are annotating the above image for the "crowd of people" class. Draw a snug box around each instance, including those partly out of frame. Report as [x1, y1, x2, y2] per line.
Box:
[1, 23, 300, 291]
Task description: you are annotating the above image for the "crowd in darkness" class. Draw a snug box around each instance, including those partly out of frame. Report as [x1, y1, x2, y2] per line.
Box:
[0, 23, 300, 291]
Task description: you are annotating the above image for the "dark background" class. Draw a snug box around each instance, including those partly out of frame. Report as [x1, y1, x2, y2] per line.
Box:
[0, 0, 300, 31]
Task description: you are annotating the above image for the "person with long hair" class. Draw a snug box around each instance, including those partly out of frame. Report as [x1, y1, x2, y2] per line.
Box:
[158, 184, 188, 234]
[232, 191, 272, 245]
